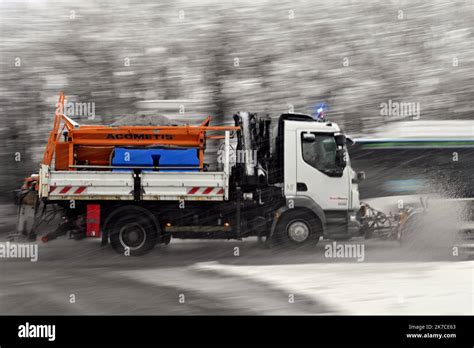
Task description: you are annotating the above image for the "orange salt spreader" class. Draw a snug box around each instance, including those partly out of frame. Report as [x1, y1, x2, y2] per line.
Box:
[41, 92, 239, 172]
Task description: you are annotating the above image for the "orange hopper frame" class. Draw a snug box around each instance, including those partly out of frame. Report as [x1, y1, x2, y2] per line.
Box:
[42, 92, 239, 170]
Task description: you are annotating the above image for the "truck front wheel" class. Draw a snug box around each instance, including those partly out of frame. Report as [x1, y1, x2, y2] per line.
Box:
[272, 210, 321, 248]
[109, 211, 159, 256]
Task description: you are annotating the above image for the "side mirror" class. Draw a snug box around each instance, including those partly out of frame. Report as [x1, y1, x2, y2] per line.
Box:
[334, 134, 346, 146]
[352, 171, 365, 184]
[302, 133, 316, 142]
[335, 149, 347, 168]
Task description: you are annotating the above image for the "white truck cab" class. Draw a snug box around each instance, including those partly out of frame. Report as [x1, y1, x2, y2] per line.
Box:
[280, 117, 362, 239]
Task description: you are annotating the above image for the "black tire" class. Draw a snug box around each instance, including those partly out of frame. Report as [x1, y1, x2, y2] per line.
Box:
[109, 209, 159, 256]
[271, 210, 322, 248]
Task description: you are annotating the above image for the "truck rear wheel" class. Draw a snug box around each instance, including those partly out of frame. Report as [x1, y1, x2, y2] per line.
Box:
[109, 210, 159, 256]
[272, 210, 321, 248]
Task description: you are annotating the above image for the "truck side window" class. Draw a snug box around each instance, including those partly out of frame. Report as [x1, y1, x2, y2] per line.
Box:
[301, 133, 340, 176]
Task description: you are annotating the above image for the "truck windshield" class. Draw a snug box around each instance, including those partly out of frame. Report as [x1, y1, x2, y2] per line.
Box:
[301, 133, 341, 176]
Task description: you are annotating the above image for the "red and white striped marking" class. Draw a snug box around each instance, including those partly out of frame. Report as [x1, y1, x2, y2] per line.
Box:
[49, 185, 223, 196]
[49, 185, 88, 195]
[187, 187, 224, 195]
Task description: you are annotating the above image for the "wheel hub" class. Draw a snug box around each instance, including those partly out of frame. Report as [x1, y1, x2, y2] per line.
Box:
[119, 223, 146, 250]
[287, 221, 310, 242]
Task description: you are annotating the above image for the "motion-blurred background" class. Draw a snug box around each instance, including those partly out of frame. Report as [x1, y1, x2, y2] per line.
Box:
[1, 0, 473, 201]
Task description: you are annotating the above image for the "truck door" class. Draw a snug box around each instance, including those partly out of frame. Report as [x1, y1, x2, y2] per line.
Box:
[296, 130, 350, 211]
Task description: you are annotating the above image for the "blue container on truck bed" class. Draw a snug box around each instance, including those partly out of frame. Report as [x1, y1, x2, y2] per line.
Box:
[112, 148, 199, 172]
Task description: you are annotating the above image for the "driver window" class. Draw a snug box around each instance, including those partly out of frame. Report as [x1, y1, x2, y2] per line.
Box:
[301, 133, 338, 174]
